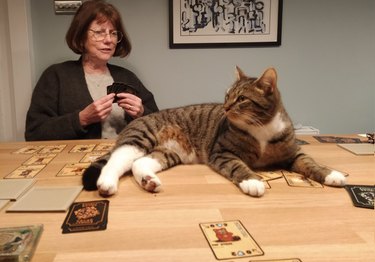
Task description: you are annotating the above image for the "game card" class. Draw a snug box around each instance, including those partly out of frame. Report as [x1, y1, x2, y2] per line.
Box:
[5, 165, 45, 179]
[39, 144, 66, 154]
[69, 144, 96, 153]
[22, 153, 57, 166]
[282, 171, 323, 188]
[345, 185, 374, 209]
[296, 139, 309, 145]
[61, 200, 109, 234]
[313, 136, 362, 144]
[107, 82, 138, 103]
[249, 259, 302, 262]
[12, 145, 44, 154]
[199, 220, 264, 260]
[94, 143, 114, 152]
[56, 163, 91, 177]
[0, 179, 35, 200]
[257, 171, 283, 181]
[0, 200, 9, 211]
[6, 186, 82, 212]
[337, 143, 374, 156]
[80, 151, 107, 163]
[263, 181, 271, 189]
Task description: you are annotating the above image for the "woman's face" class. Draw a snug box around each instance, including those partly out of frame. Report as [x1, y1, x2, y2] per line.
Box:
[84, 19, 117, 64]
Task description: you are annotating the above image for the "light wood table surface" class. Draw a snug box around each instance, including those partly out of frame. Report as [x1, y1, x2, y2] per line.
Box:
[0, 136, 374, 262]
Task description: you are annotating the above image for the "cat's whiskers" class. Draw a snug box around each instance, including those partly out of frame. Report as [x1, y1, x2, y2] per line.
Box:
[240, 111, 264, 127]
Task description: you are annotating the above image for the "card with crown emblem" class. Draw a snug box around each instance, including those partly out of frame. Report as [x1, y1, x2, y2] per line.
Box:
[62, 200, 109, 234]
[345, 185, 374, 209]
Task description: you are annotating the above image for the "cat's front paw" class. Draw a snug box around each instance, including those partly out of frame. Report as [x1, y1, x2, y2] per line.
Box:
[97, 173, 119, 196]
[141, 175, 162, 193]
[324, 170, 346, 187]
[239, 179, 265, 197]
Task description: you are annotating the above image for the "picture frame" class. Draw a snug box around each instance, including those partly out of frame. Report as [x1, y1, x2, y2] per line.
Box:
[169, 0, 283, 48]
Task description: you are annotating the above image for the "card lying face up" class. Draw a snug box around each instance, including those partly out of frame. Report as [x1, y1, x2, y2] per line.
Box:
[282, 171, 323, 188]
[199, 220, 263, 260]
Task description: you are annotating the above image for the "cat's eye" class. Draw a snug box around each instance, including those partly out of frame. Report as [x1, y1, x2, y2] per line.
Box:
[237, 95, 246, 102]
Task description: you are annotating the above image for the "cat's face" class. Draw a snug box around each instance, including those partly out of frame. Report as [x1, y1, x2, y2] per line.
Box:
[223, 67, 281, 129]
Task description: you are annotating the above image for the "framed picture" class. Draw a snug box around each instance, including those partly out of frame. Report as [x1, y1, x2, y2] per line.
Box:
[169, 0, 283, 48]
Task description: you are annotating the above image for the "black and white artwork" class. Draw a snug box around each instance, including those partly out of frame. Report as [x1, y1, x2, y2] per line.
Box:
[169, 0, 282, 48]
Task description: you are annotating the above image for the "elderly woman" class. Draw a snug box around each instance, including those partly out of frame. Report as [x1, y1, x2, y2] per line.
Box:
[25, 0, 158, 141]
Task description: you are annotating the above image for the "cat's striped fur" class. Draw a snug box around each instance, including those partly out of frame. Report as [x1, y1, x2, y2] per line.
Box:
[82, 67, 346, 197]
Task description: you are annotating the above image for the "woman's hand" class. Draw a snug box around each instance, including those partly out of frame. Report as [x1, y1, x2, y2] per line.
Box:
[116, 93, 144, 118]
[79, 93, 115, 127]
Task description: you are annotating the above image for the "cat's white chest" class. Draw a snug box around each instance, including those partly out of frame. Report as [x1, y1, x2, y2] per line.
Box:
[248, 112, 286, 154]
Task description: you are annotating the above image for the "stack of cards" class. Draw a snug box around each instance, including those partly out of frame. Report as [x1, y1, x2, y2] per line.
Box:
[345, 185, 374, 209]
[0, 179, 35, 200]
[6, 186, 83, 212]
[337, 143, 374, 155]
[107, 82, 138, 103]
[61, 200, 109, 234]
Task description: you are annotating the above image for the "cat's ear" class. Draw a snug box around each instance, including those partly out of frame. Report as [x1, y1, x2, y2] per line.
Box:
[235, 66, 246, 80]
[257, 68, 277, 95]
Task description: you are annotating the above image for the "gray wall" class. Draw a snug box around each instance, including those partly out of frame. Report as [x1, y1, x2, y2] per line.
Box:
[30, 0, 375, 134]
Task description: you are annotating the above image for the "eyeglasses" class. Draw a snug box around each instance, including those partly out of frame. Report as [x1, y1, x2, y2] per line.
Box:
[88, 29, 123, 43]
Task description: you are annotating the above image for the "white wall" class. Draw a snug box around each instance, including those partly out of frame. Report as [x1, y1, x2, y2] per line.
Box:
[16, 0, 375, 138]
[0, 0, 33, 141]
[0, 0, 14, 141]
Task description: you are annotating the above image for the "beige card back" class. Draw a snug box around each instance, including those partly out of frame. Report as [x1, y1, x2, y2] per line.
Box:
[337, 143, 375, 155]
[6, 186, 82, 212]
[0, 200, 10, 210]
[0, 179, 35, 200]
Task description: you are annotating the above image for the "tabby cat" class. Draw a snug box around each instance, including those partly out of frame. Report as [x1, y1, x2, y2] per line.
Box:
[82, 67, 346, 197]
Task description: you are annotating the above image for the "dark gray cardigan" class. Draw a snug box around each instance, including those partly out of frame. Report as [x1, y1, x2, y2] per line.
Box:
[25, 59, 158, 141]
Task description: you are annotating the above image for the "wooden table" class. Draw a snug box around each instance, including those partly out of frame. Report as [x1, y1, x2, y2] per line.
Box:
[0, 136, 374, 262]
